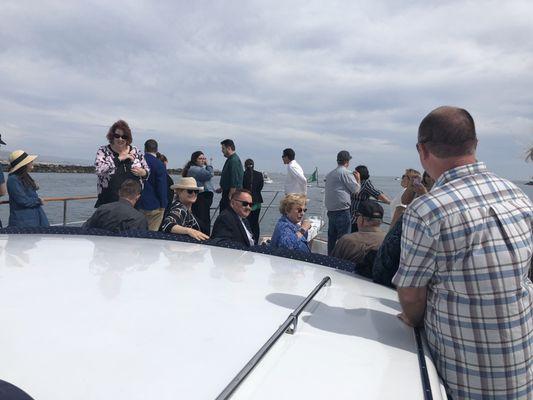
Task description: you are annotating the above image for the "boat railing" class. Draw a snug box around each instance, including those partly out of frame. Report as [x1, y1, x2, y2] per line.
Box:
[0, 189, 390, 230]
[216, 276, 332, 400]
[0, 195, 98, 227]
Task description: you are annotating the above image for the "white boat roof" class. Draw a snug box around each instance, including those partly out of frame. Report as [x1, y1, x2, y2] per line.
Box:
[0, 233, 446, 399]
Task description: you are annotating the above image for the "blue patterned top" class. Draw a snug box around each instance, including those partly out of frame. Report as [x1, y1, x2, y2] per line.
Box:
[392, 162, 533, 399]
[270, 216, 310, 253]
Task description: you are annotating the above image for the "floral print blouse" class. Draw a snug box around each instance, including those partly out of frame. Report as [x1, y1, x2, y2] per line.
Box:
[94, 145, 149, 194]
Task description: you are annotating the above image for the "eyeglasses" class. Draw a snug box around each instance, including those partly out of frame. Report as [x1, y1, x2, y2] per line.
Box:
[113, 133, 126, 139]
[186, 189, 199, 195]
[296, 207, 308, 213]
[234, 199, 253, 208]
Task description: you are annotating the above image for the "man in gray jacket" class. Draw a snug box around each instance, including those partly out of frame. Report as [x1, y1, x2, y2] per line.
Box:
[324, 151, 360, 255]
[83, 179, 148, 232]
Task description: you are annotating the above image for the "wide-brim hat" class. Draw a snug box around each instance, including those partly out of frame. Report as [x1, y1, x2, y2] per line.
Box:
[9, 150, 37, 173]
[170, 176, 204, 192]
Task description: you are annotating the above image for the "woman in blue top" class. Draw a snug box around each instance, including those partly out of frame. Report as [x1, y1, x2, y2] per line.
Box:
[182, 151, 214, 235]
[7, 150, 49, 228]
[271, 193, 311, 253]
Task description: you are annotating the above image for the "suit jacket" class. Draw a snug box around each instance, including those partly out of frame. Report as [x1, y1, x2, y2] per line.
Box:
[243, 169, 264, 204]
[211, 207, 253, 247]
[83, 198, 148, 232]
[137, 153, 168, 211]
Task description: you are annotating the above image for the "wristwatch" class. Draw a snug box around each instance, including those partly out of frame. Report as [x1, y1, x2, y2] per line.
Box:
[298, 227, 307, 235]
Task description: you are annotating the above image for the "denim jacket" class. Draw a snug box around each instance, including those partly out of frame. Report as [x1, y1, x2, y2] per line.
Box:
[7, 174, 49, 227]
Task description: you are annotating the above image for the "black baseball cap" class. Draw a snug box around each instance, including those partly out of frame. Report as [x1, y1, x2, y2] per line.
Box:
[358, 200, 384, 220]
[0, 134, 5, 145]
[336, 150, 351, 162]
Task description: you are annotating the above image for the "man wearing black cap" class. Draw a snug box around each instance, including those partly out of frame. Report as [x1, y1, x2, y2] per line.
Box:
[331, 200, 386, 266]
[324, 150, 360, 255]
[0, 134, 7, 227]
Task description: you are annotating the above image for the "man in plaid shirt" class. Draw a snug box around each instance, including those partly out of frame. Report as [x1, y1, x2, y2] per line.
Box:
[393, 106, 533, 399]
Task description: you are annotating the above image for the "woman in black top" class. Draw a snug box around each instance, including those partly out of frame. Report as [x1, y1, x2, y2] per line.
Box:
[242, 159, 264, 244]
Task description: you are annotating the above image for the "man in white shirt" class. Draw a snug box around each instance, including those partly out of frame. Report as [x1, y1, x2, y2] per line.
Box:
[282, 148, 307, 195]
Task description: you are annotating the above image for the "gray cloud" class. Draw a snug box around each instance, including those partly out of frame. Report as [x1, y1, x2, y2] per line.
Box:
[0, 0, 532, 179]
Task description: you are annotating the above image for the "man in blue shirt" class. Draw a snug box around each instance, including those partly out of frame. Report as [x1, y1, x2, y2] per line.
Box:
[137, 139, 168, 231]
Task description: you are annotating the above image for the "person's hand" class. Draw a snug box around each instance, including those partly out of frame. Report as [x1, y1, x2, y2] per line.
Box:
[301, 220, 312, 231]
[131, 167, 147, 177]
[118, 153, 134, 162]
[39, 198, 45, 205]
[187, 228, 209, 241]
[215, 187, 222, 194]
[353, 170, 361, 183]
[397, 312, 416, 327]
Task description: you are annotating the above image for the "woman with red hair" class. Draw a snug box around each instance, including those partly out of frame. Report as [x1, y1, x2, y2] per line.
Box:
[94, 120, 149, 207]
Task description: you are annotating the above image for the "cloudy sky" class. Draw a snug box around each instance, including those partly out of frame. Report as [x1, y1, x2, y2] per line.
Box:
[1, 0, 532, 179]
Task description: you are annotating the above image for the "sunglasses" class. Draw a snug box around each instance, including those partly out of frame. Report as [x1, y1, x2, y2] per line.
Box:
[113, 133, 126, 139]
[296, 207, 308, 213]
[186, 189, 199, 194]
[234, 200, 253, 208]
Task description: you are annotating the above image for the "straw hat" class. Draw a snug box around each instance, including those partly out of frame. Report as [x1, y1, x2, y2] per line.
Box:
[170, 177, 204, 191]
[9, 150, 38, 173]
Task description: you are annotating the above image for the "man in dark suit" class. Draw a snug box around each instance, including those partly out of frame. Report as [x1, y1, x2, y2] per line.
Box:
[242, 159, 264, 244]
[137, 139, 168, 231]
[83, 180, 148, 232]
[211, 189, 255, 248]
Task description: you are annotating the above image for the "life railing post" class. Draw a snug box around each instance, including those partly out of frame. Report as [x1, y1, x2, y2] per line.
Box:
[62, 200, 67, 226]
[259, 190, 279, 224]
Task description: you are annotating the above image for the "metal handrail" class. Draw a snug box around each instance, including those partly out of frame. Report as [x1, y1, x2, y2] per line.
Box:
[414, 327, 434, 400]
[0, 195, 97, 226]
[216, 276, 331, 400]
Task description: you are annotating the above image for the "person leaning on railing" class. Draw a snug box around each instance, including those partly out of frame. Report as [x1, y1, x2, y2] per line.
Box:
[94, 120, 149, 208]
[182, 150, 215, 236]
[270, 194, 311, 253]
[6, 150, 49, 228]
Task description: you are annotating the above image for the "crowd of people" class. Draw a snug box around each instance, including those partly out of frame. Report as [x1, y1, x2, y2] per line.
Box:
[0, 106, 532, 399]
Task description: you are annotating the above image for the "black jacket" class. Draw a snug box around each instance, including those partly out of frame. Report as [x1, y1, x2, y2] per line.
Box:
[83, 198, 148, 232]
[211, 207, 253, 247]
[243, 169, 264, 204]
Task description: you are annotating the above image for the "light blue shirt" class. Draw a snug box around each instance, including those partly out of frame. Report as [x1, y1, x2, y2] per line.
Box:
[187, 165, 215, 192]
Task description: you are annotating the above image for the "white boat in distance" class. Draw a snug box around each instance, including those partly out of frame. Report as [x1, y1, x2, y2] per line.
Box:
[0, 229, 447, 400]
[262, 172, 273, 184]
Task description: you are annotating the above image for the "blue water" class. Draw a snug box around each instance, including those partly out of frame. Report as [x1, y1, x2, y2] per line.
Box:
[1, 173, 532, 237]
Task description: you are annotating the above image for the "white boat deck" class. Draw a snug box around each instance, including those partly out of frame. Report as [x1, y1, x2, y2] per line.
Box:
[0, 234, 446, 399]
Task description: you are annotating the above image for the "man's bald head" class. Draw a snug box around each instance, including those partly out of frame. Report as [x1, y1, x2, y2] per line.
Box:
[418, 106, 477, 158]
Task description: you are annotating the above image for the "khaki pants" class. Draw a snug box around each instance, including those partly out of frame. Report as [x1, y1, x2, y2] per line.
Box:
[141, 208, 165, 231]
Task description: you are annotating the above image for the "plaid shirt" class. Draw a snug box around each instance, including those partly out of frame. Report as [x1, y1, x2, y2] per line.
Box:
[350, 179, 382, 223]
[392, 162, 533, 399]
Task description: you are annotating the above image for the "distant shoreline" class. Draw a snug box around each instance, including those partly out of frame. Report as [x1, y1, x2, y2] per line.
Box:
[0, 162, 221, 176]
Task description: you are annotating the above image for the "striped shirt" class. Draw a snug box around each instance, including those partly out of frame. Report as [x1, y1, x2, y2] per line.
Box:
[392, 162, 533, 399]
[350, 179, 382, 223]
[160, 201, 200, 233]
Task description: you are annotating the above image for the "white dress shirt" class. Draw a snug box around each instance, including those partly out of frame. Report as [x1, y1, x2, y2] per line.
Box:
[284, 160, 307, 195]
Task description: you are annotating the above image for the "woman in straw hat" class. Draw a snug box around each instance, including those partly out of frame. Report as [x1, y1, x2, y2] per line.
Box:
[160, 177, 209, 241]
[6, 150, 49, 227]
